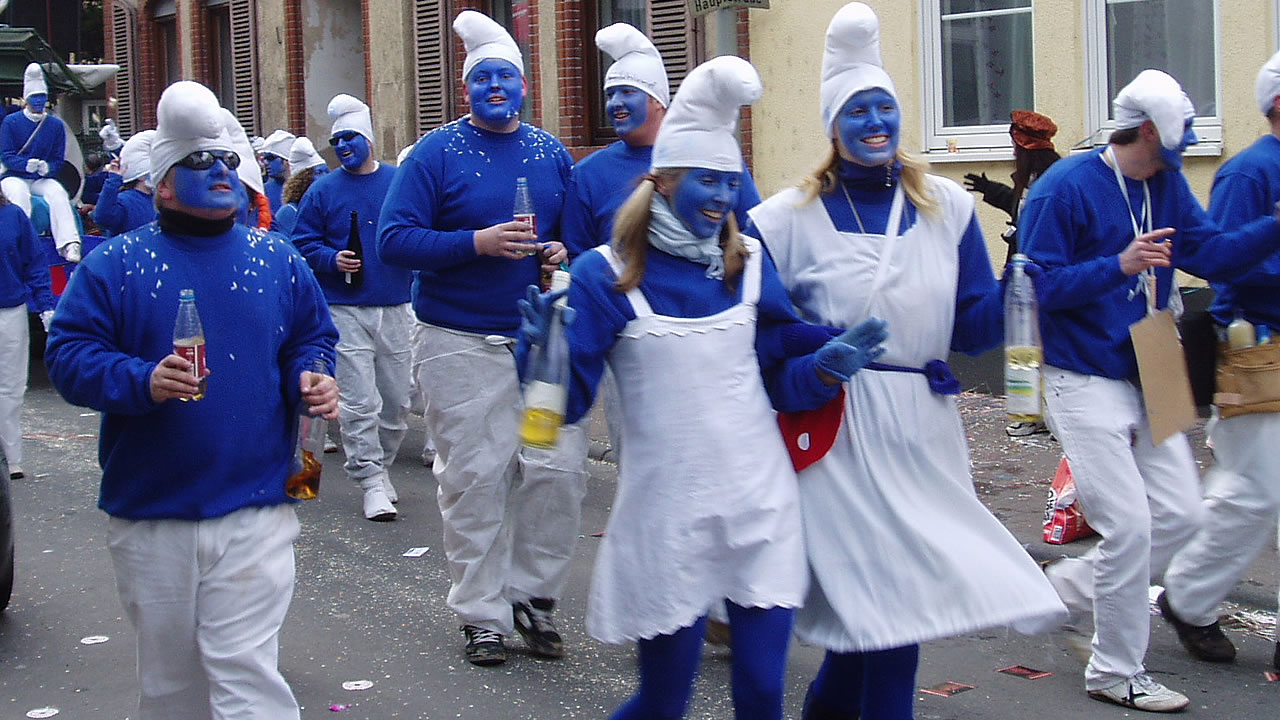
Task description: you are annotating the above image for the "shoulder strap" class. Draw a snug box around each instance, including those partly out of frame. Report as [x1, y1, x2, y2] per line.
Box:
[593, 245, 653, 317]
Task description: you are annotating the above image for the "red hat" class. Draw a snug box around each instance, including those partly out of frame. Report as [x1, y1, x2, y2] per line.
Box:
[1009, 109, 1057, 151]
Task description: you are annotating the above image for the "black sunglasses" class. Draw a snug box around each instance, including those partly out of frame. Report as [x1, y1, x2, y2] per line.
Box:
[329, 131, 360, 146]
[178, 150, 242, 171]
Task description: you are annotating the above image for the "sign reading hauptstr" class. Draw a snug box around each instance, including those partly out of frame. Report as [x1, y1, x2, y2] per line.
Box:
[689, 0, 770, 18]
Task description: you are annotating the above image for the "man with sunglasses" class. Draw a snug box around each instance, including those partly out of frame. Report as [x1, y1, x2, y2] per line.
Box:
[260, 129, 295, 214]
[293, 94, 412, 522]
[44, 81, 338, 720]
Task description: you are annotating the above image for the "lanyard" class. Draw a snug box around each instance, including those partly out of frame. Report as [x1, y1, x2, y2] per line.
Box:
[1104, 146, 1158, 315]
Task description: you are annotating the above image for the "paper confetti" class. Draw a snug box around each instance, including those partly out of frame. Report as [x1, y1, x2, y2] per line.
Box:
[26, 709, 59, 719]
[342, 680, 373, 691]
[996, 665, 1051, 680]
[79, 635, 110, 645]
[920, 681, 975, 698]
[401, 547, 430, 557]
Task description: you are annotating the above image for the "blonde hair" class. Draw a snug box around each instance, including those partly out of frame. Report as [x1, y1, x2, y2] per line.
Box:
[799, 141, 940, 220]
[610, 169, 748, 292]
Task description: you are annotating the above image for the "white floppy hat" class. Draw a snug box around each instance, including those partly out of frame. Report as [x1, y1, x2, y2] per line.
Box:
[1113, 69, 1196, 150]
[328, 94, 374, 145]
[1255, 50, 1280, 116]
[219, 108, 264, 196]
[288, 137, 327, 176]
[651, 55, 761, 173]
[819, 3, 897, 138]
[597, 23, 669, 108]
[119, 129, 155, 184]
[261, 129, 296, 158]
[149, 81, 236, 186]
[454, 10, 524, 82]
[23, 62, 47, 99]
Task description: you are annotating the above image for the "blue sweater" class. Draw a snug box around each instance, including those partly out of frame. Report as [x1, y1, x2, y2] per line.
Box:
[92, 173, 157, 237]
[377, 118, 574, 336]
[1207, 134, 1280, 327]
[560, 141, 763, 259]
[264, 176, 285, 214]
[561, 246, 839, 425]
[0, 203, 53, 311]
[1, 111, 65, 181]
[292, 164, 411, 307]
[44, 223, 339, 521]
[1019, 149, 1280, 379]
[272, 202, 299, 237]
[82, 170, 107, 205]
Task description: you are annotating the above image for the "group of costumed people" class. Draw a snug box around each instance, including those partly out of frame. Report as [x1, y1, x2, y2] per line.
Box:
[9, 1, 1280, 718]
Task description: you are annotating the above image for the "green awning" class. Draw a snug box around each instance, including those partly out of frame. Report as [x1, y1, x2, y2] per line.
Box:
[0, 27, 90, 97]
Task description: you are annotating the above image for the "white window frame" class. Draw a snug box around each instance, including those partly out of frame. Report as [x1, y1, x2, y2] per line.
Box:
[920, 1, 1034, 162]
[1082, 0, 1222, 156]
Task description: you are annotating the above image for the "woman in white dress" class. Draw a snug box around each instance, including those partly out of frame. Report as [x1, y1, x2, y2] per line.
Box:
[520, 56, 885, 720]
[745, 5, 1066, 719]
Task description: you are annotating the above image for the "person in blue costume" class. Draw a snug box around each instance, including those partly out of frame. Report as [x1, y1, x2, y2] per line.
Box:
[1021, 67, 1280, 713]
[294, 94, 412, 522]
[80, 151, 109, 206]
[1, 63, 80, 262]
[522, 55, 885, 720]
[376, 10, 586, 667]
[746, 6, 1067, 719]
[1160, 50, 1280, 676]
[271, 136, 329, 237]
[0, 194, 53, 481]
[260, 129, 295, 214]
[93, 129, 158, 237]
[44, 81, 338, 720]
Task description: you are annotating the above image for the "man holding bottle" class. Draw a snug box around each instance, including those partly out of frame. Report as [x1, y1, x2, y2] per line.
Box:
[44, 81, 338, 719]
[292, 93, 412, 522]
[377, 10, 586, 667]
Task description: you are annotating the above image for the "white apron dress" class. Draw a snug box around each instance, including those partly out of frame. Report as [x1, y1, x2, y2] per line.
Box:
[586, 238, 808, 644]
[748, 180, 1065, 652]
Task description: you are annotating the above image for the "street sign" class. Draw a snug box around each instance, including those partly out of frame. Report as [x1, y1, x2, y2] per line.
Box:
[688, 0, 770, 19]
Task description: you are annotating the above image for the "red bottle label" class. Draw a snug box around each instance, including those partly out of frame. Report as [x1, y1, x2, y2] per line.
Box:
[514, 212, 537, 237]
[174, 341, 207, 381]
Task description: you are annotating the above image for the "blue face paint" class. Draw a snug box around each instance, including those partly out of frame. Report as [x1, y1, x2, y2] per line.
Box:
[172, 159, 240, 213]
[605, 85, 649, 138]
[27, 93, 47, 114]
[333, 132, 371, 172]
[265, 154, 287, 180]
[1159, 119, 1198, 171]
[835, 88, 900, 167]
[467, 59, 524, 129]
[671, 168, 741, 239]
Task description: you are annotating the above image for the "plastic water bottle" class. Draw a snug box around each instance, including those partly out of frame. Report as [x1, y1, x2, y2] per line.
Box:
[1227, 310, 1256, 349]
[172, 288, 207, 401]
[1005, 254, 1043, 422]
[519, 270, 572, 448]
[286, 358, 328, 500]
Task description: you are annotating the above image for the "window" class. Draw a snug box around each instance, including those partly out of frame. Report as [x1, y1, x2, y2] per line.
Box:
[490, 1, 534, 122]
[1085, 0, 1220, 154]
[154, 0, 179, 90]
[414, 0, 459, 134]
[921, 0, 1034, 159]
[109, 2, 138, 136]
[206, 2, 235, 109]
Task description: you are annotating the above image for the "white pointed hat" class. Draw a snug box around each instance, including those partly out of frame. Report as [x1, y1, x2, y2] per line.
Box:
[119, 129, 155, 184]
[454, 10, 524, 82]
[1113, 69, 1196, 150]
[149, 81, 235, 185]
[597, 23, 669, 108]
[23, 62, 46, 99]
[288, 137, 327, 176]
[261, 129, 296, 158]
[327, 94, 374, 145]
[219, 108, 264, 196]
[820, 3, 897, 138]
[651, 55, 761, 173]
[1256, 50, 1280, 116]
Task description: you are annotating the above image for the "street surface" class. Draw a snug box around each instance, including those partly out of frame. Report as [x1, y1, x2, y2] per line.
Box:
[2, 359, 1278, 719]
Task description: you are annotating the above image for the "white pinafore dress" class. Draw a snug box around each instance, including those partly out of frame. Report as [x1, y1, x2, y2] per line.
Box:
[586, 238, 808, 644]
[748, 180, 1066, 652]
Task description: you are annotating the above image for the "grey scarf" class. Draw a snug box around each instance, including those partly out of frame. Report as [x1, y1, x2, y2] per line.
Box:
[647, 193, 725, 280]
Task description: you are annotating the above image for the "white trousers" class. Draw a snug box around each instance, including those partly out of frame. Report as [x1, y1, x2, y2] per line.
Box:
[416, 322, 588, 634]
[1, 176, 78, 250]
[0, 305, 28, 467]
[408, 315, 437, 457]
[106, 504, 301, 720]
[1041, 366, 1203, 690]
[331, 304, 412, 486]
[1163, 411, 1280, 626]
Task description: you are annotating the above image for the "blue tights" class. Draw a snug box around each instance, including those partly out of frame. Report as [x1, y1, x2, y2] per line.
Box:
[804, 644, 919, 720]
[608, 603, 795, 720]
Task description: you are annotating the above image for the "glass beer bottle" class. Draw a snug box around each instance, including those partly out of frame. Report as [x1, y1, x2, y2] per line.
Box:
[1004, 254, 1043, 422]
[344, 210, 364, 289]
[520, 270, 572, 448]
[286, 358, 328, 500]
[172, 288, 207, 401]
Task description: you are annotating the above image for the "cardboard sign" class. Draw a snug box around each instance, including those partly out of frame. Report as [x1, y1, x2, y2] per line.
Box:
[1130, 309, 1197, 445]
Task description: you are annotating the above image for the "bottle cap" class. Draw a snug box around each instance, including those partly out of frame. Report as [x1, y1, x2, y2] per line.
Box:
[1011, 253, 1029, 265]
[179, 288, 195, 299]
[550, 269, 571, 292]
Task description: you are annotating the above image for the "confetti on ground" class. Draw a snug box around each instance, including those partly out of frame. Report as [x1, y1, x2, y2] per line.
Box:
[590, 532, 605, 538]
[401, 547, 429, 557]
[330, 704, 353, 711]
[920, 681, 975, 697]
[79, 635, 109, 645]
[1218, 603, 1278, 641]
[1265, 672, 1280, 683]
[997, 665, 1051, 680]
[341, 680, 373, 691]
[26, 709, 59, 718]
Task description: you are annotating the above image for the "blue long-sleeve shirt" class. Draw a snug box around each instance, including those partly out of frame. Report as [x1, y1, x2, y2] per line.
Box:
[1206, 134, 1280, 327]
[44, 223, 338, 521]
[1, 111, 65, 181]
[0, 202, 53, 311]
[272, 202, 300, 237]
[292, 164, 411, 307]
[560, 140, 763, 259]
[264, 176, 285, 214]
[377, 118, 574, 336]
[81, 170, 107, 206]
[1019, 148, 1280, 379]
[92, 173, 157, 237]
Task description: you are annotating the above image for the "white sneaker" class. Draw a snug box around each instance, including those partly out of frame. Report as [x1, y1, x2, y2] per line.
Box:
[8, 465, 23, 480]
[1088, 673, 1189, 713]
[361, 484, 396, 522]
[383, 477, 398, 504]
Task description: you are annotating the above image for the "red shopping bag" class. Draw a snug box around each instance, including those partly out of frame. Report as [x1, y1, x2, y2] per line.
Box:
[1043, 456, 1096, 545]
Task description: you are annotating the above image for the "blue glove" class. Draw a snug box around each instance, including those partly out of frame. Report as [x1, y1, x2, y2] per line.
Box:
[517, 284, 574, 347]
[814, 317, 889, 382]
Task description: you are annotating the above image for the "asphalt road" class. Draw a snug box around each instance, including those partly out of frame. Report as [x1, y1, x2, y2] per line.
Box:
[2, 365, 1278, 719]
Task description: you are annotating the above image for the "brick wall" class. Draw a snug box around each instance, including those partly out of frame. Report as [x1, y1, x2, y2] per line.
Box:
[187, 0, 209, 84]
[555, 1, 593, 159]
[736, 8, 751, 172]
[362, 0, 373, 103]
[285, 0, 305, 134]
[136, 1, 161, 128]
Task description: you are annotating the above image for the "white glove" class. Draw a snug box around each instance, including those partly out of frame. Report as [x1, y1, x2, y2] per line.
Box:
[40, 310, 53, 332]
[60, 241, 81, 263]
[36, 160, 49, 176]
[25, 158, 39, 173]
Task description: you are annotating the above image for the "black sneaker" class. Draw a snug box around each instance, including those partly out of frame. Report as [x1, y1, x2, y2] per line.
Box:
[1272, 641, 1279, 672]
[513, 598, 564, 658]
[1156, 590, 1236, 663]
[461, 625, 506, 666]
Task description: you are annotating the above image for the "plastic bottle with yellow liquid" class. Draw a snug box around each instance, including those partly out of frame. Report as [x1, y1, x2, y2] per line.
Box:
[1004, 254, 1043, 422]
[520, 270, 572, 449]
[1227, 310, 1256, 349]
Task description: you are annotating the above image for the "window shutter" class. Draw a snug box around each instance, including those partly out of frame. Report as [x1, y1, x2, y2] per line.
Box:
[415, 0, 451, 134]
[110, 4, 138, 136]
[229, 0, 259, 132]
[648, 0, 693, 96]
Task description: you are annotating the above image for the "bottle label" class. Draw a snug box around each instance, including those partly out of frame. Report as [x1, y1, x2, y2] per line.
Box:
[174, 340, 207, 382]
[523, 379, 566, 415]
[1005, 367, 1041, 414]
[515, 212, 538, 237]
